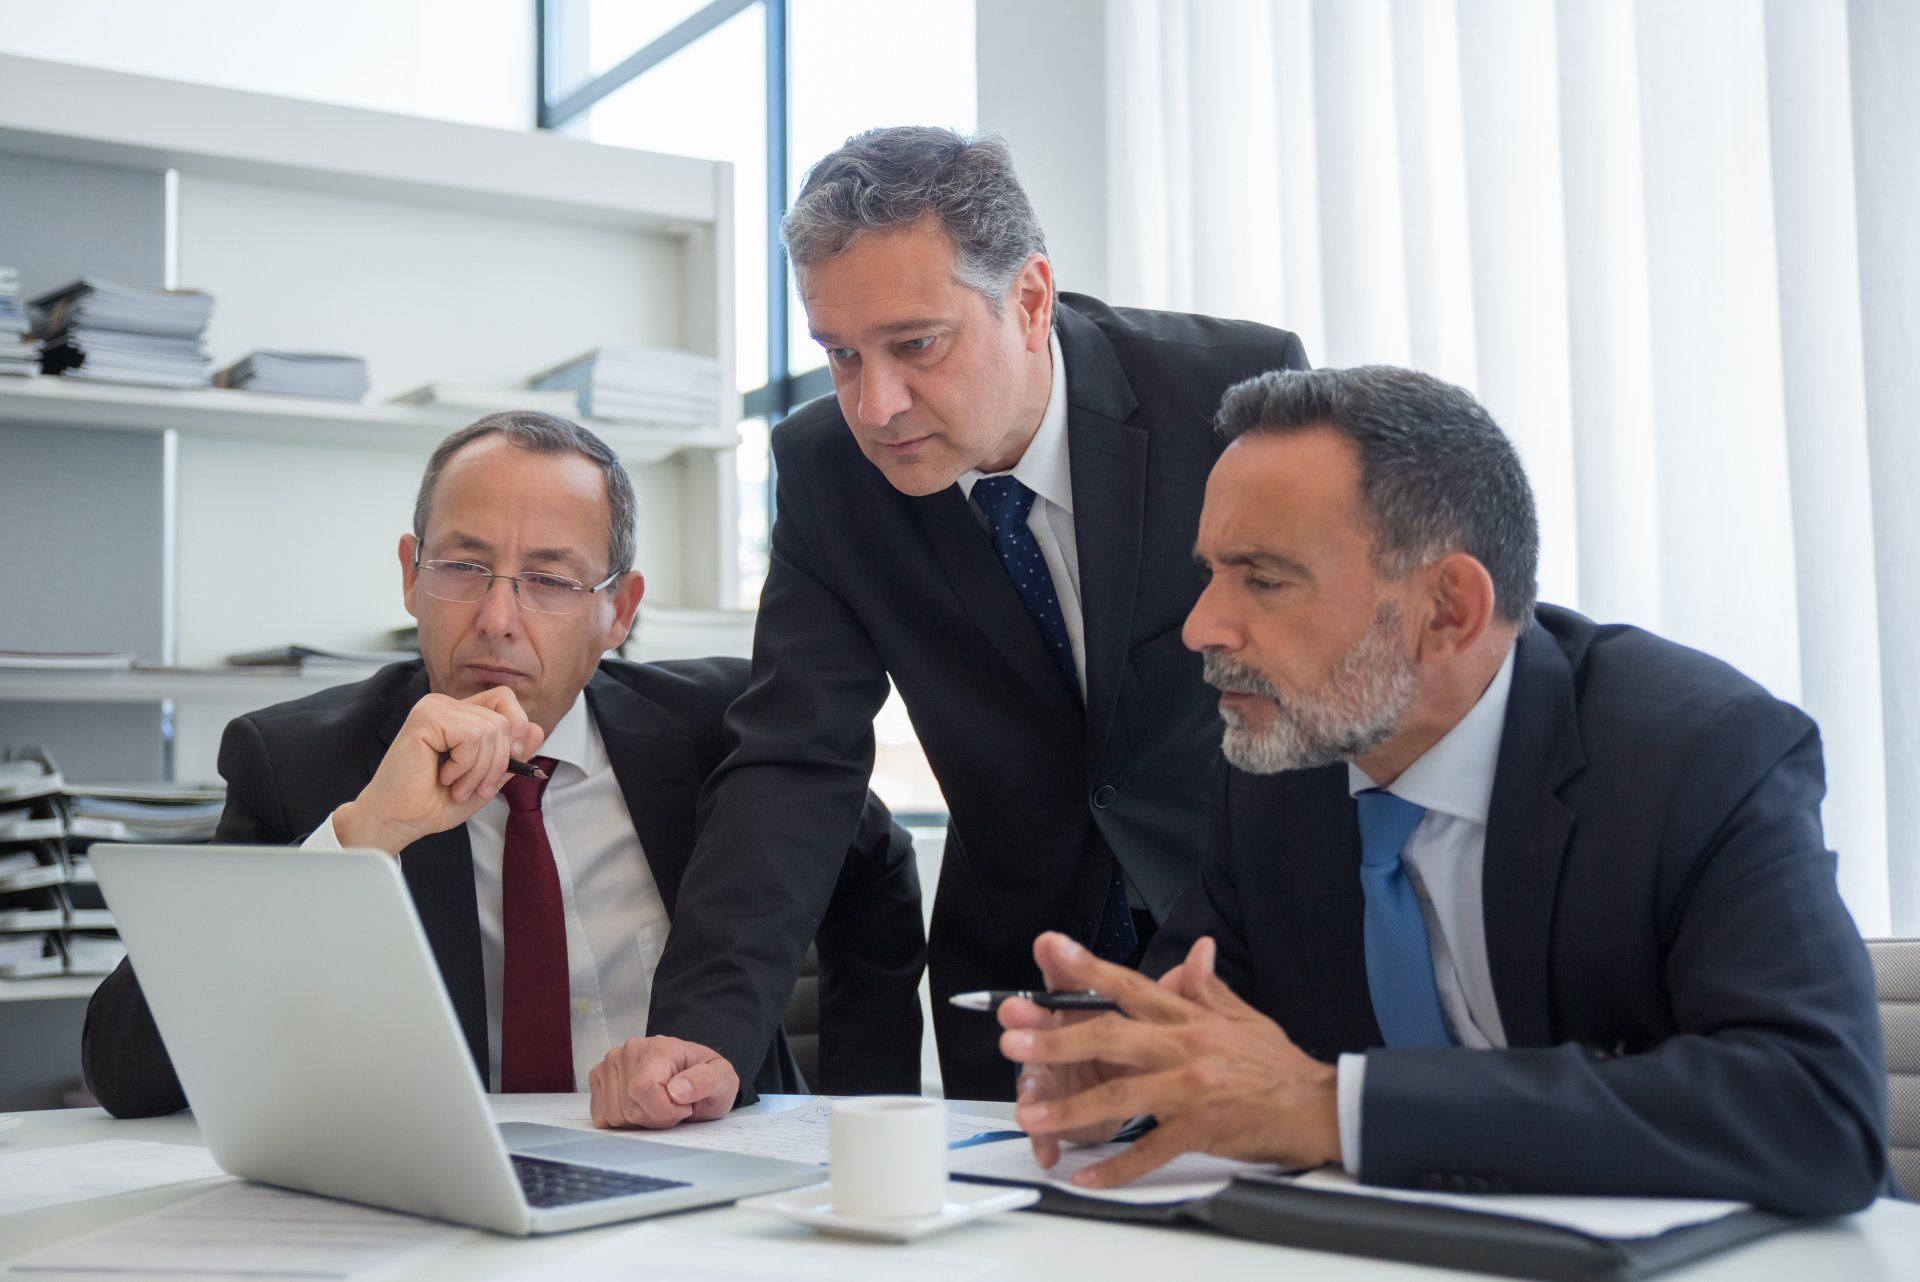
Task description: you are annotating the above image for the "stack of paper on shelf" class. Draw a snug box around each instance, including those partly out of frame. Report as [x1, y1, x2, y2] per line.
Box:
[0, 755, 64, 804]
[65, 793, 225, 844]
[227, 643, 416, 671]
[0, 266, 39, 378]
[0, 648, 136, 670]
[388, 383, 581, 417]
[62, 931, 127, 976]
[529, 346, 723, 425]
[0, 933, 62, 980]
[31, 277, 215, 389]
[214, 351, 369, 401]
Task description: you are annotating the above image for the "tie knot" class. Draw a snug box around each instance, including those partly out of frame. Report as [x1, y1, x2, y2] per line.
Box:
[501, 757, 558, 813]
[972, 474, 1037, 534]
[1355, 788, 1426, 867]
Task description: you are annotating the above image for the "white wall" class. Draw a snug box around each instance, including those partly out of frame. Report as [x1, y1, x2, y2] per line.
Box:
[975, 0, 1110, 300]
[0, 0, 532, 131]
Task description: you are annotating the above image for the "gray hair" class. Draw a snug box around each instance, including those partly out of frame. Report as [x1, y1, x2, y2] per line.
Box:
[413, 411, 637, 579]
[782, 126, 1049, 314]
[1215, 367, 1539, 625]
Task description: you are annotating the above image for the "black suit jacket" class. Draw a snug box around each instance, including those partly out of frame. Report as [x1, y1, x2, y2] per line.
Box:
[81, 657, 925, 1118]
[1147, 605, 1891, 1215]
[649, 294, 1310, 1099]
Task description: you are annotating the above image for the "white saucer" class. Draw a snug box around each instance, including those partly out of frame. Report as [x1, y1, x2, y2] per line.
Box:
[738, 1180, 1040, 1241]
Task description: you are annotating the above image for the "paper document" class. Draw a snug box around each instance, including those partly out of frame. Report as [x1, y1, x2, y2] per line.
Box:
[4, 1182, 472, 1280]
[947, 1134, 1277, 1205]
[493, 1224, 1002, 1282]
[486, 1094, 1014, 1165]
[0, 1140, 226, 1217]
[1288, 1169, 1749, 1239]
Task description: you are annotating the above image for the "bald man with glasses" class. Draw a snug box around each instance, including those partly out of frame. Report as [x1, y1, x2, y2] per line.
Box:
[83, 411, 926, 1125]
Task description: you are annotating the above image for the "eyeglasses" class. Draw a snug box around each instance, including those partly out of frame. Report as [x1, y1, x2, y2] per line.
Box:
[413, 558, 620, 616]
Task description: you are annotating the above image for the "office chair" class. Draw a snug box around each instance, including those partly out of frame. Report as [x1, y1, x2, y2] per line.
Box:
[1866, 937, 1920, 1195]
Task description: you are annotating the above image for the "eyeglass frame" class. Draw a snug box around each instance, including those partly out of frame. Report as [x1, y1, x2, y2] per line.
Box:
[410, 555, 623, 615]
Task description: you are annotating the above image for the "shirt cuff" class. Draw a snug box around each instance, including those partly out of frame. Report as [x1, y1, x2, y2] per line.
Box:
[302, 810, 346, 851]
[1336, 1052, 1366, 1176]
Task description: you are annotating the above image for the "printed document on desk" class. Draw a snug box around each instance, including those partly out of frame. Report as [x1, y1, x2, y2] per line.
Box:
[0, 1140, 226, 1217]
[486, 1094, 1014, 1165]
[3, 1182, 471, 1280]
[1284, 1169, 1750, 1238]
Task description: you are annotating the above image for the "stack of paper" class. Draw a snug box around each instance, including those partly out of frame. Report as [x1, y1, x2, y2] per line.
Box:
[0, 266, 39, 378]
[31, 278, 215, 389]
[66, 793, 225, 843]
[227, 643, 416, 671]
[0, 757, 63, 804]
[62, 930, 127, 975]
[214, 351, 369, 401]
[530, 346, 723, 424]
[0, 932, 61, 979]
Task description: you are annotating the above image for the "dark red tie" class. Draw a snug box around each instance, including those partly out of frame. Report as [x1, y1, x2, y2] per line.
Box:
[499, 757, 573, 1092]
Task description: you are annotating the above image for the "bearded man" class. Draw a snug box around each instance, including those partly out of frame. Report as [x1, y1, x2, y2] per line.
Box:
[993, 365, 1895, 1216]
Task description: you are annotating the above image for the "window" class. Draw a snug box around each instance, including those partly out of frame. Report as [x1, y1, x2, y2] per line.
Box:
[538, 0, 973, 819]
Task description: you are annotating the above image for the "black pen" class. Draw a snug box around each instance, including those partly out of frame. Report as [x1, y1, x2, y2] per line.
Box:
[948, 989, 1121, 1013]
[439, 753, 548, 781]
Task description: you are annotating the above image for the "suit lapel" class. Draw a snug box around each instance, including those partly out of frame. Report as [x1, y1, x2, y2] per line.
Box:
[374, 669, 488, 1082]
[1481, 623, 1585, 1048]
[1058, 306, 1147, 768]
[1268, 768, 1384, 1055]
[584, 672, 701, 917]
[912, 486, 1081, 734]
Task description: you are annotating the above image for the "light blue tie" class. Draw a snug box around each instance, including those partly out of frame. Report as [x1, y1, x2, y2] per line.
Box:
[1354, 789, 1453, 1047]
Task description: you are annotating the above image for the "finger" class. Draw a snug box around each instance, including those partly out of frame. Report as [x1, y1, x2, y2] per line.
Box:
[1020, 1067, 1184, 1138]
[1018, 1070, 1063, 1169]
[1000, 1015, 1172, 1071]
[1071, 1123, 1193, 1190]
[672, 1059, 738, 1122]
[665, 1060, 723, 1108]
[1033, 933, 1199, 1025]
[588, 1064, 610, 1129]
[997, 995, 1056, 1030]
[522, 720, 548, 760]
[624, 1046, 694, 1128]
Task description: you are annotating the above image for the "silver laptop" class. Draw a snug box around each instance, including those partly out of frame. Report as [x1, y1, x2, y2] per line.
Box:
[91, 843, 820, 1235]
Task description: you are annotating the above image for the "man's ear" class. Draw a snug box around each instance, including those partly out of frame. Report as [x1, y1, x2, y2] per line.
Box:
[1416, 553, 1496, 662]
[399, 533, 421, 620]
[1010, 253, 1054, 353]
[604, 571, 646, 651]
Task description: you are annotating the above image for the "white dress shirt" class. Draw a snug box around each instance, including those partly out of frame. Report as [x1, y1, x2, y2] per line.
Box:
[958, 329, 1085, 697]
[1335, 645, 1517, 1173]
[305, 694, 671, 1091]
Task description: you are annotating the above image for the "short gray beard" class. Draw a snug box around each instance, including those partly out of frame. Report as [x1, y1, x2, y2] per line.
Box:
[1204, 603, 1417, 774]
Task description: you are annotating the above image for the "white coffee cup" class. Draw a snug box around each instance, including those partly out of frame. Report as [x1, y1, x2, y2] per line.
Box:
[828, 1095, 948, 1217]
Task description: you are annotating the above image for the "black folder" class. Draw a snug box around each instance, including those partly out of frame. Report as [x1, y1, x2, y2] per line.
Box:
[992, 1173, 1798, 1281]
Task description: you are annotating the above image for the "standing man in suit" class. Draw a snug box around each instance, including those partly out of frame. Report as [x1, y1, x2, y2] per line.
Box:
[636, 126, 1310, 1102]
[998, 366, 1891, 1214]
[82, 412, 924, 1123]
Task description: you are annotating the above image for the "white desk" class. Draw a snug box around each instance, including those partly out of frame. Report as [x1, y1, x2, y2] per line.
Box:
[2, 1098, 1916, 1280]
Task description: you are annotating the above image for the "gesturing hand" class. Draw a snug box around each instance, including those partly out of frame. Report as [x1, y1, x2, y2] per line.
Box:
[999, 931, 1341, 1189]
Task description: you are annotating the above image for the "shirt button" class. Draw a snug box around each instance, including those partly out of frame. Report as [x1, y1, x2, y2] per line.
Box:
[573, 998, 590, 1016]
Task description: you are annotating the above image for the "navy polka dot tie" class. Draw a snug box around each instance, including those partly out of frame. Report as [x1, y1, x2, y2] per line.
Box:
[972, 475, 1137, 962]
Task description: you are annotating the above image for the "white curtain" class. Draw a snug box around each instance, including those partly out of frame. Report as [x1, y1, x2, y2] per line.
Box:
[1106, 0, 1920, 934]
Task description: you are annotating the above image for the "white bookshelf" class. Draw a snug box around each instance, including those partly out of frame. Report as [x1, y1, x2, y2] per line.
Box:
[0, 976, 104, 1005]
[0, 378, 739, 465]
[0, 667, 379, 707]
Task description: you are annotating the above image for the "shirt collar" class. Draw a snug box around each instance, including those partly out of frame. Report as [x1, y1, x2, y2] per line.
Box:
[535, 687, 605, 779]
[958, 329, 1072, 514]
[1347, 645, 1517, 826]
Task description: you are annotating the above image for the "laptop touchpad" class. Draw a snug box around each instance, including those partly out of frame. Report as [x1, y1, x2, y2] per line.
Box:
[514, 1133, 709, 1170]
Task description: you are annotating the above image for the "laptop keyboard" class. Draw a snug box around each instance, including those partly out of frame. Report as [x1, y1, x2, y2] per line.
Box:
[511, 1153, 691, 1208]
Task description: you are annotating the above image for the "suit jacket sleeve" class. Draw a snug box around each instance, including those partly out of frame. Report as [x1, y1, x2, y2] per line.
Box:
[81, 714, 292, 1118]
[646, 449, 895, 1082]
[813, 796, 927, 1095]
[1142, 765, 1258, 998]
[1360, 695, 1890, 1216]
